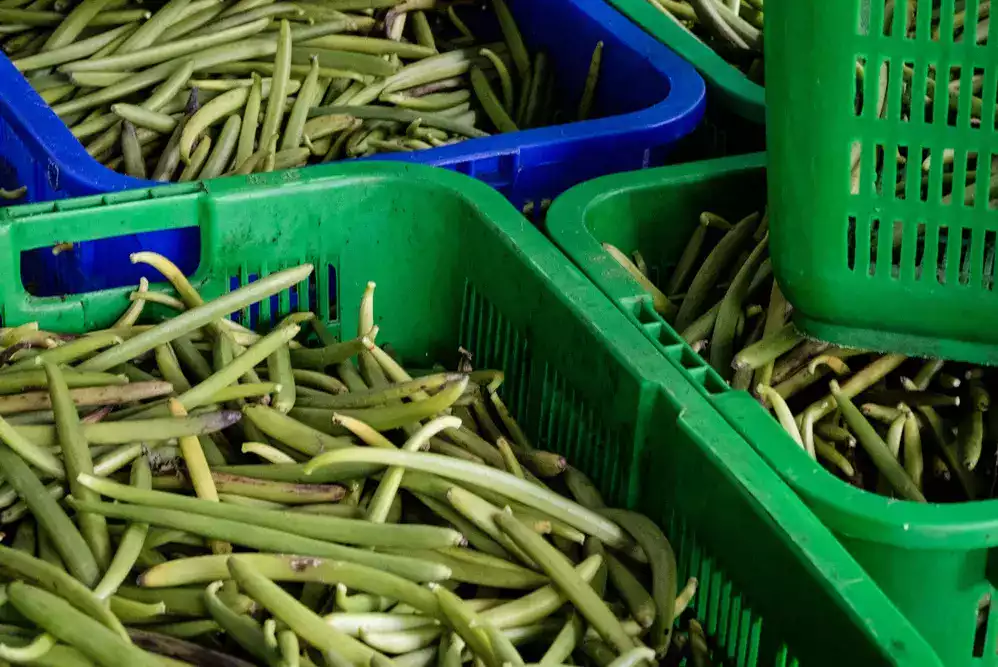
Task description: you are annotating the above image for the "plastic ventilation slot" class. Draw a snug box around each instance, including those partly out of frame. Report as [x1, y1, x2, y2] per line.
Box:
[461, 280, 532, 447]
[857, 0, 871, 36]
[952, 151, 979, 208]
[461, 280, 629, 502]
[948, 66, 964, 128]
[938, 227, 951, 285]
[892, 60, 915, 123]
[973, 67, 987, 128]
[229, 272, 259, 328]
[846, 216, 886, 276]
[884, 144, 897, 199]
[920, 147, 935, 203]
[891, 221, 904, 279]
[895, 146, 910, 200]
[869, 218, 880, 276]
[985, 231, 996, 290]
[227, 260, 320, 329]
[848, 216, 998, 289]
[880, 0, 918, 38]
[537, 356, 626, 501]
[847, 60, 998, 203]
[322, 264, 336, 324]
[670, 513, 777, 667]
[960, 227, 974, 285]
[847, 216, 858, 271]
[879, 59, 891, 122]
[907, 62, 929, 124]
[975, 592, 991, 657]
[854, 59, 867, 117]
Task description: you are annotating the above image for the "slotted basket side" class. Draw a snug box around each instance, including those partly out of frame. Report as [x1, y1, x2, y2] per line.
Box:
[767, 0, 998, 364]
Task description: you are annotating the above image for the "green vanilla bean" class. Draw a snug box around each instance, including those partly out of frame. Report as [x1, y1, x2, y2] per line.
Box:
[0, 426, 96, 585]
[228, 556, 389, 664]
[304, 448, 628, 548]
[78, 265, 314, 372]
[7, 582, 160, 667]
[45, 362, 111, 573]
[67, 497, 450, 582]
[78, 473, 464, 548]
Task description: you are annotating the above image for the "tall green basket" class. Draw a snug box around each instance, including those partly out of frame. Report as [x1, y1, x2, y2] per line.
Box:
[766, 0, 998, 364]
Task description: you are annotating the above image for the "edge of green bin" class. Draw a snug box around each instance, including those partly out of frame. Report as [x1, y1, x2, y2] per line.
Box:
[603, 0, 765, 124]
[0, 161, 940, 666]
[546, 150, 998, 546]
[546, 153, 998, 665]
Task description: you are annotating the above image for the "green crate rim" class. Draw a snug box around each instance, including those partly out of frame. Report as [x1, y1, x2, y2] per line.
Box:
[604, 0, 765, 123]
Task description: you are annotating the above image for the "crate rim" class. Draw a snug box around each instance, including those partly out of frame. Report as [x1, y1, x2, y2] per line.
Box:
[546, 151, 998, 552]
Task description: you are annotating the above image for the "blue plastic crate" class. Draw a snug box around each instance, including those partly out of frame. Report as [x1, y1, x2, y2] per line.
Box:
[380, 0, 707, 205]
[0, 0, 704, 297]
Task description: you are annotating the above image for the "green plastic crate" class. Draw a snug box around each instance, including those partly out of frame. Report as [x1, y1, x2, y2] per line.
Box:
[547, 152, 998, 666]
[765, 0, 998, 364]
[602, 0, 765, 157]
[0, 162, 939, 666]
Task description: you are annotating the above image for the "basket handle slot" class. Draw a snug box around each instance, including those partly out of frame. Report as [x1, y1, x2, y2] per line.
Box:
[0, 185, 212, 329]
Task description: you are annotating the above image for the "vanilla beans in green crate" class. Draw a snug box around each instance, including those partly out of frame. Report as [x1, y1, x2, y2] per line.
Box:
[6, 0, 606, 182]
[606, 202, 998, 506]
[0, 255, 709, 666]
